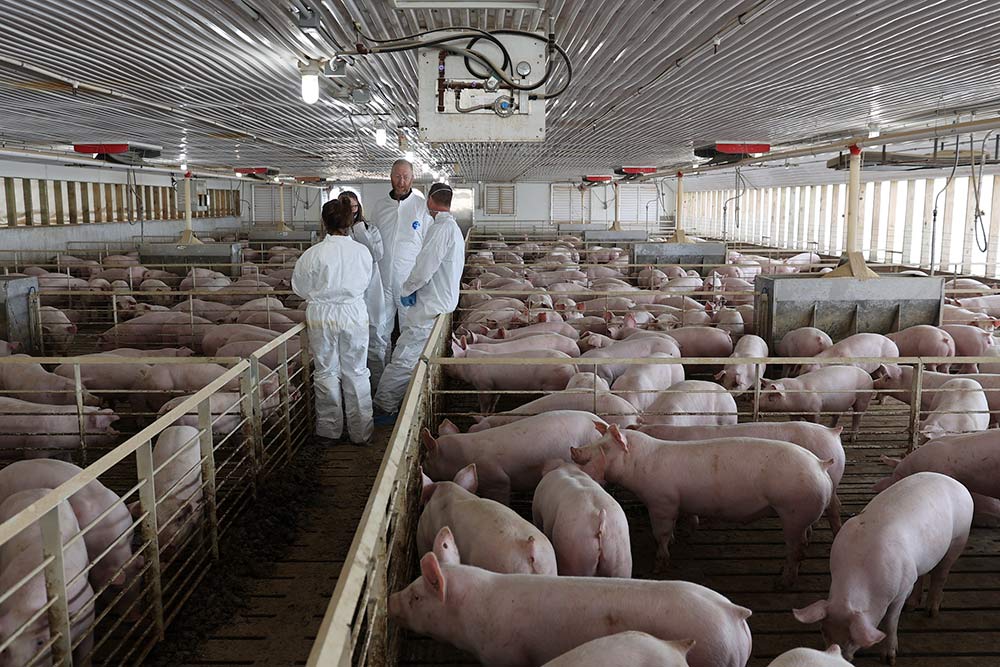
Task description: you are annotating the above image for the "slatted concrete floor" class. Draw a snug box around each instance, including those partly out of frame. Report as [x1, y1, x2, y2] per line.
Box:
[145, 427, 391, 667]
[399, 403, 1000, 666]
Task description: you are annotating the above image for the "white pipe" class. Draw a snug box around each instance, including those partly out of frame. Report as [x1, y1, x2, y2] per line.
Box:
[845, 145, 862, 253]
[675, 172, 684, 232]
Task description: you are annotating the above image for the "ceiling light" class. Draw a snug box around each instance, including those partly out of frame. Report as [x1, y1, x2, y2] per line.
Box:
[404, 151, 415, 161]
[299, 60, 322, 104]
[180, 163, 188, 170]
[868, 123, 881, 139]
[375, 127, 388, 147]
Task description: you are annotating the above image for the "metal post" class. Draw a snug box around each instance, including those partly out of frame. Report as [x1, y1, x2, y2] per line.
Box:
[135, 439, 165, 640]
[30, 291, 45, 356]
[675, 172, 684, 233]
[908, 362, 924, 453]
[39, 506, 73, 666]
[73, 364, 88, 465]
[845, 145, 862, 254]
[197, 398, 219, 559]
[239, 364, 262, 487]
[612, 181, 621, 231]
[752, 363, 761, 422]
[277, 340, 293, 459]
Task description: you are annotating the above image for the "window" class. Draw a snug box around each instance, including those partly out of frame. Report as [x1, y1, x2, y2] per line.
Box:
[550, 184, 590, 223]
[483, 184, 515, 216]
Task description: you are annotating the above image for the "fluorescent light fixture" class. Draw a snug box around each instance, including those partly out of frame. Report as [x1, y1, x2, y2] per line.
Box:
[404, 151, 415, 161]
[375, 127, 388, 147]
[868, 123, 881, 139]
[180, 163, 188, 170]
[392, 1, 543, 8]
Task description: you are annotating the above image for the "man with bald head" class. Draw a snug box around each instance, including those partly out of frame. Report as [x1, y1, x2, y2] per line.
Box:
[369, 159, 431, 405]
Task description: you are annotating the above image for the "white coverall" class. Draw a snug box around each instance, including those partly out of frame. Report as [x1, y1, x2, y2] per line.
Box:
[370, 189, 431, 362]
[291, 234, 374, 443]
[350, 220, 388, 389]
[374, 211, 465, 413]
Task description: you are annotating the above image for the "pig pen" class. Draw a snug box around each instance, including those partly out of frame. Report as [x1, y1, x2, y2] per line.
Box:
[0, 315, 314, 663]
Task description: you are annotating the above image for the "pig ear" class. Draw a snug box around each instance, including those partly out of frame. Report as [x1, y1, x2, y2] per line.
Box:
[624, 313, 637, 328]
[880, 455, 902, 469]
[570, 446, 591, 465]
[593, 421, 609, 435]
[792, 600, 828, 624]
[8, 342, 19, 352]
[421, 428, 438, 454]
[432, 527, 460, 565]
[602, 311, 614, 323]
[419, 552, 447, 603]
[713, 370, 725, 381]
[824, 645, 843, 656]
[453, 464, 478, 493]
[420, 468, 437, 505]
[872, 363, 888, 380]
[497, 328, 508, 339]
[850, 612, 886, 648]
[537, 311, 550, 323]
[608, 424, 629, 453]
[438, 419, 460, 436]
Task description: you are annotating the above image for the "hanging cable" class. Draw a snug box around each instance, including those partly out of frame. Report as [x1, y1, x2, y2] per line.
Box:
[969, 131, 994, 254]
[930, 136, 961, 273]
[721, 167, 748, 237]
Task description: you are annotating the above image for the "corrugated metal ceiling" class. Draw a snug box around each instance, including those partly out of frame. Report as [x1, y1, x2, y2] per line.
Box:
[2, 0, 1000, 183]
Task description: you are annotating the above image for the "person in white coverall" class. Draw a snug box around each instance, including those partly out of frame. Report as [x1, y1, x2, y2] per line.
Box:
[291, 195, 374, 445]
[343, 190, 388, 390]
[369, 159, 431, 377]
[373, 183, 465, 417]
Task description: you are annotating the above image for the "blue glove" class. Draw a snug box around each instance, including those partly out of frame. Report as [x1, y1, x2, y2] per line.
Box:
[400, 293, 417, 307]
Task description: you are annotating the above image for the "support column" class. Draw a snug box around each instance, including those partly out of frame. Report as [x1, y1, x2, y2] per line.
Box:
[670, 172, 688, 242]
[825, 144, 878, 278]
[177, 173, 204, 245]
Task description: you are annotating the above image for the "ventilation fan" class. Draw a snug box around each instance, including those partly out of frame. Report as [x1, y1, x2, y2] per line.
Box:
[73, 142, 162, 165]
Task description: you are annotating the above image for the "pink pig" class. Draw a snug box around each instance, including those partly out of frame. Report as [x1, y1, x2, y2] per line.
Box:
[643, 380, 738, 426]
[872, 363, 1000, 426]
[655, 326, 733, 358]
[389, 544, 752, 667]
[919, 378, 989, 440]
[767, 646, 852, 666]
[611, 353, 685, 411]
[777, 327, 833, 376]
[541, 632, 694, 666]
[715, 334, 768, 394]
[794, 472, 972, 663]
[448, 345, 577, 413]
[761, 366, 873, 435]
[940, 324, 994, 373]
[467, 390, 638, 432]
[885, 325, 955, 372]
[419, 466, 556, 575]
[580, 335, 680, 384]
[457, 332, 581, 358]
[571, 424, 833, 586]
[796, 333, 899, 375]
[532, 461, 631, 577]
[422, 411, 607, 504]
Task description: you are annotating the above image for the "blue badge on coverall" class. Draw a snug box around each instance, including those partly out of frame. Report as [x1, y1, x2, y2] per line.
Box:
[412, 220, 421, 230]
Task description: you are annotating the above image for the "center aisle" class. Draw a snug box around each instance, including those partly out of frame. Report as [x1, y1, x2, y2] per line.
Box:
[147, 427, 392, 667]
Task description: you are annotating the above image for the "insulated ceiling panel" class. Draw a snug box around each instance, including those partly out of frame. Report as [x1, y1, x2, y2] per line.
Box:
[1, 0, 1000, 183]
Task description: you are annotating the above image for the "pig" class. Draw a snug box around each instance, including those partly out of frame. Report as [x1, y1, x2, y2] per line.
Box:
[767, 646, 852, 666]
[918, 378, 989, 440]
[942, 304, 997, 330]
[142, 269, 183, 288]
[457, 333, 581, 358]
[389, 545, 751, 667]
[566, 371, 609, 391]
[654, 326, 733, 358]
[712, 307, 745, 337]
[541, 632, 693, 667]
[796, 334, 897, 374]
[532, 461, 631, 577]
[494, 321, 579, 340]
[0, 340, 19, 356]
[0, 398, 119, 457]
[735, 304, 755, 334]
[634, 421, 845, 532]
[234, 297, 288, 320]
[940, 324, 994, 372]
[0, 459, 140, 607]
[571, 424, 833, 587]
[98, 312, 214, 351]
[786, 252, 822, 266]
[39, 306, 77, 354]
[643, 380, 738, 426]
[885, 325, 955, 372]
[955, 294, 1000, 316]
[610, 353, 685, 411]
[448, 345, 577, 412]
[580, 336, 680, 383]
[568, 316, 611, 336]
[0, 491, 95, 667]
[201, 323, 281, 356]
[761, 366, 874, 435]
[945, 278, 992, 297]
[715, 334, 768, 394]
[131, 362, 255, 413]
[467, 391, 639, 432]
[216, 339, 302, 370]
[872, 364, 1000, 426]
[238, 309, 298, 333]
[777, 327, 833, 375]
[637, 268, 669, 289]
[139, 279, 173, 306]
[576, 297, 637, 315]
[419, 468, 557, 575]
[0, 355, 100, 406]
[100, 346, 194, 357]
[178, 274, 230, 292]
[53, 357, 152, 397]
[144, 426, 204, 557]
[794, 472, 972, 664]
[422, 411, 607, 504]
[172, 298, 236, 323]
[157, 391, 261, 437]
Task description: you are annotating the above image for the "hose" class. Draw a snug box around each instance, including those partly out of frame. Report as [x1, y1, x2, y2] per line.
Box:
[968, 131, 994, 254]
[930, 135, 961, 274]
[353, 23, 512, 77]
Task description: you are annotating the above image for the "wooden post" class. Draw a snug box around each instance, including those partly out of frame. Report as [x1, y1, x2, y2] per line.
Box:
[178, 176, 203, 244]
[669, 172, 687, 242]
[39, 180, 50, 225]
[54, 180, 65, 225]
[4, 177, 16, 227]
[66, 181, 80, 225]
[153, 186, 162, 220]
[81, 181, 91, 224]
[115, 183, 125, 222]
[825, 145, 878, 278]
[92, 183, 102, 222]
[21, 178, 34, 226]
[104, 183, 113, 222]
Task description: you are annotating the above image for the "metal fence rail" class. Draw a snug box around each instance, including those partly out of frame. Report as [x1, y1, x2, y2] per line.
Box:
[0, 323, 309, 666]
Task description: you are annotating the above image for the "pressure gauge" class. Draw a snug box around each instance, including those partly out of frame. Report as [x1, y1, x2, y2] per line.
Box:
[516, 61, 532, 78]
